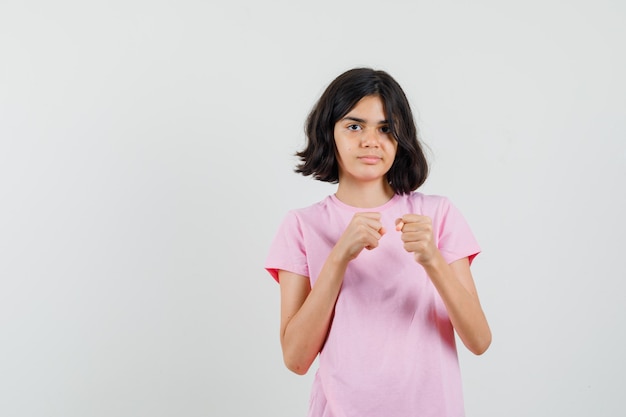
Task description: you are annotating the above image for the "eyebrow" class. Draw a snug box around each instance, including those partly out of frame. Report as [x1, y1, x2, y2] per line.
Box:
[342, 116, 389, 124]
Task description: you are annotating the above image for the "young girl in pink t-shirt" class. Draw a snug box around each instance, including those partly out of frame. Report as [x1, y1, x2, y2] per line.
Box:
[265, 68, 491, 417]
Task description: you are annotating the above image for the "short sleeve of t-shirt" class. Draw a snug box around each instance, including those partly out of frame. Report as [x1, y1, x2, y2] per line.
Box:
[265, 210, 309, 282]
[435, 196, 481, 265]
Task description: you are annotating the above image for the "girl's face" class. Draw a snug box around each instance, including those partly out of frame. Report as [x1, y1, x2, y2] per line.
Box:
[333, 95, 398, 186]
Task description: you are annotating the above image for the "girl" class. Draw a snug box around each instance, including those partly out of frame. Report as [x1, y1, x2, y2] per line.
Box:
[265, 68, 491, 417]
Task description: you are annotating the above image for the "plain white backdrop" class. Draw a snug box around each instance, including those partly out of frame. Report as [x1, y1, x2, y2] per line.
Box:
[1, 1, 625, 416]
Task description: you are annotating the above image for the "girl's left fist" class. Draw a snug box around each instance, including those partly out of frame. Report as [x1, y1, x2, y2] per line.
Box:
[395, 214, 437, 265]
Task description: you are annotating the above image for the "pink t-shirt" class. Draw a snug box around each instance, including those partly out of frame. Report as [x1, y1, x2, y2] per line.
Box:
[265, 192, 480, 417]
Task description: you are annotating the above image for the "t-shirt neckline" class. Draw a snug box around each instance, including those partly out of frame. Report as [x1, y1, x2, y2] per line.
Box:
[328, 193, 401, 212]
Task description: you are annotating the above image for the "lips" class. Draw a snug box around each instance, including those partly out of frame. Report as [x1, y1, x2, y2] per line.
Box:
[358, 155, 382, 164]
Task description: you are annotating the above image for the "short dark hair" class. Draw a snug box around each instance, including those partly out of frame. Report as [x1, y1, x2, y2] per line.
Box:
[295, 67, 429, 194]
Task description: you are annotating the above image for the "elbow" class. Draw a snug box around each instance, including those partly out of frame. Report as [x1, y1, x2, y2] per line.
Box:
[285, 362, 310, 376]
[281, 342, 315, 375]
[470, 341, 490, 356]
[283, 355, 312, 375]
[280, 331, 319, 375]
[469, 331, 492, 356]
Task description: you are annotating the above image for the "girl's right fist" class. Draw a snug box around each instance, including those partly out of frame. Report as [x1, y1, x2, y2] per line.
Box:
[335, 212, 385, 261]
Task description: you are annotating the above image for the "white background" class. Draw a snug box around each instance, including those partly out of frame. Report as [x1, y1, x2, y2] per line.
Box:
[1, 1, 625, 416]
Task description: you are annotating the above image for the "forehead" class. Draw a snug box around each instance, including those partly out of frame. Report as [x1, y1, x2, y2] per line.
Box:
[344, 95, 386, 117]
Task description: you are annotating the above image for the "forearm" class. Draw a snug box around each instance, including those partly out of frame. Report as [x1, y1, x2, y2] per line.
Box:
[281, 253, 348, 374]
[422, 253, 492, 355]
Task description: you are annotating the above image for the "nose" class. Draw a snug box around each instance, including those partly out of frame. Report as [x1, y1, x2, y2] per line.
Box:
[361, 128, 380, 147]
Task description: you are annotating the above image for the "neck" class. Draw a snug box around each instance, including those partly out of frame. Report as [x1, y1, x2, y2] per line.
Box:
[334, 178, 395, 208]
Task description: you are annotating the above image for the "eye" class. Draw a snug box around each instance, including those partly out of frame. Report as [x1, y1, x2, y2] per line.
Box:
[347, 124, 361, 131]
[380, 125, 391, 134]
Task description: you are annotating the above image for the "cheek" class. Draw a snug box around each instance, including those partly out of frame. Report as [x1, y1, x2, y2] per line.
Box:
[337, 141, 352, 153]
[386, 141, 398, 155]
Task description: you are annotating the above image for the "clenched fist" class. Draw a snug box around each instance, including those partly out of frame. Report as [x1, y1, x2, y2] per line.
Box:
[395, 214, 438, 265]
[335, 212, 385, 262]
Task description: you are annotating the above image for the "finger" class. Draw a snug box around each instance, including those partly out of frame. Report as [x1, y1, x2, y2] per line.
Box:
[369, 224, 384, 240]
[400, 222, 432, 234]
[353, 213, 383, 233]
[400, 231, 428, 243]
[364, 228, 383, 250]
[354, 220, 384, 243]
[361, 217, 384, 234]
[400, 214, 429, 223]
[395, 218, 404, 231]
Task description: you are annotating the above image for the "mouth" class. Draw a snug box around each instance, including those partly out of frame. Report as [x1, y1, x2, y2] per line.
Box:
[358, 155, 382, 164]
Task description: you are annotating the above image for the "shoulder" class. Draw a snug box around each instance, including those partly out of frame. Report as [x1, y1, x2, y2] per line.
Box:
[407, 191, 450, 205]
[396, 191, 453, 215]
[277, 195, 335, 228]
[285, 195, 335, 219]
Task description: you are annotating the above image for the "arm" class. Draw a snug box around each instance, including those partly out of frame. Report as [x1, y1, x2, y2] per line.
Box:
[421, 254, 491, 355]
[279, 212, 384, 375]
[278, 256, 346, 375]
[397, 216, 492, 355]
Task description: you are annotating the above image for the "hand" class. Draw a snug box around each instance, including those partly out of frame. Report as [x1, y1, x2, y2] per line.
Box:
[395, 214, 437, 265]
[334, 212, 385, 261]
